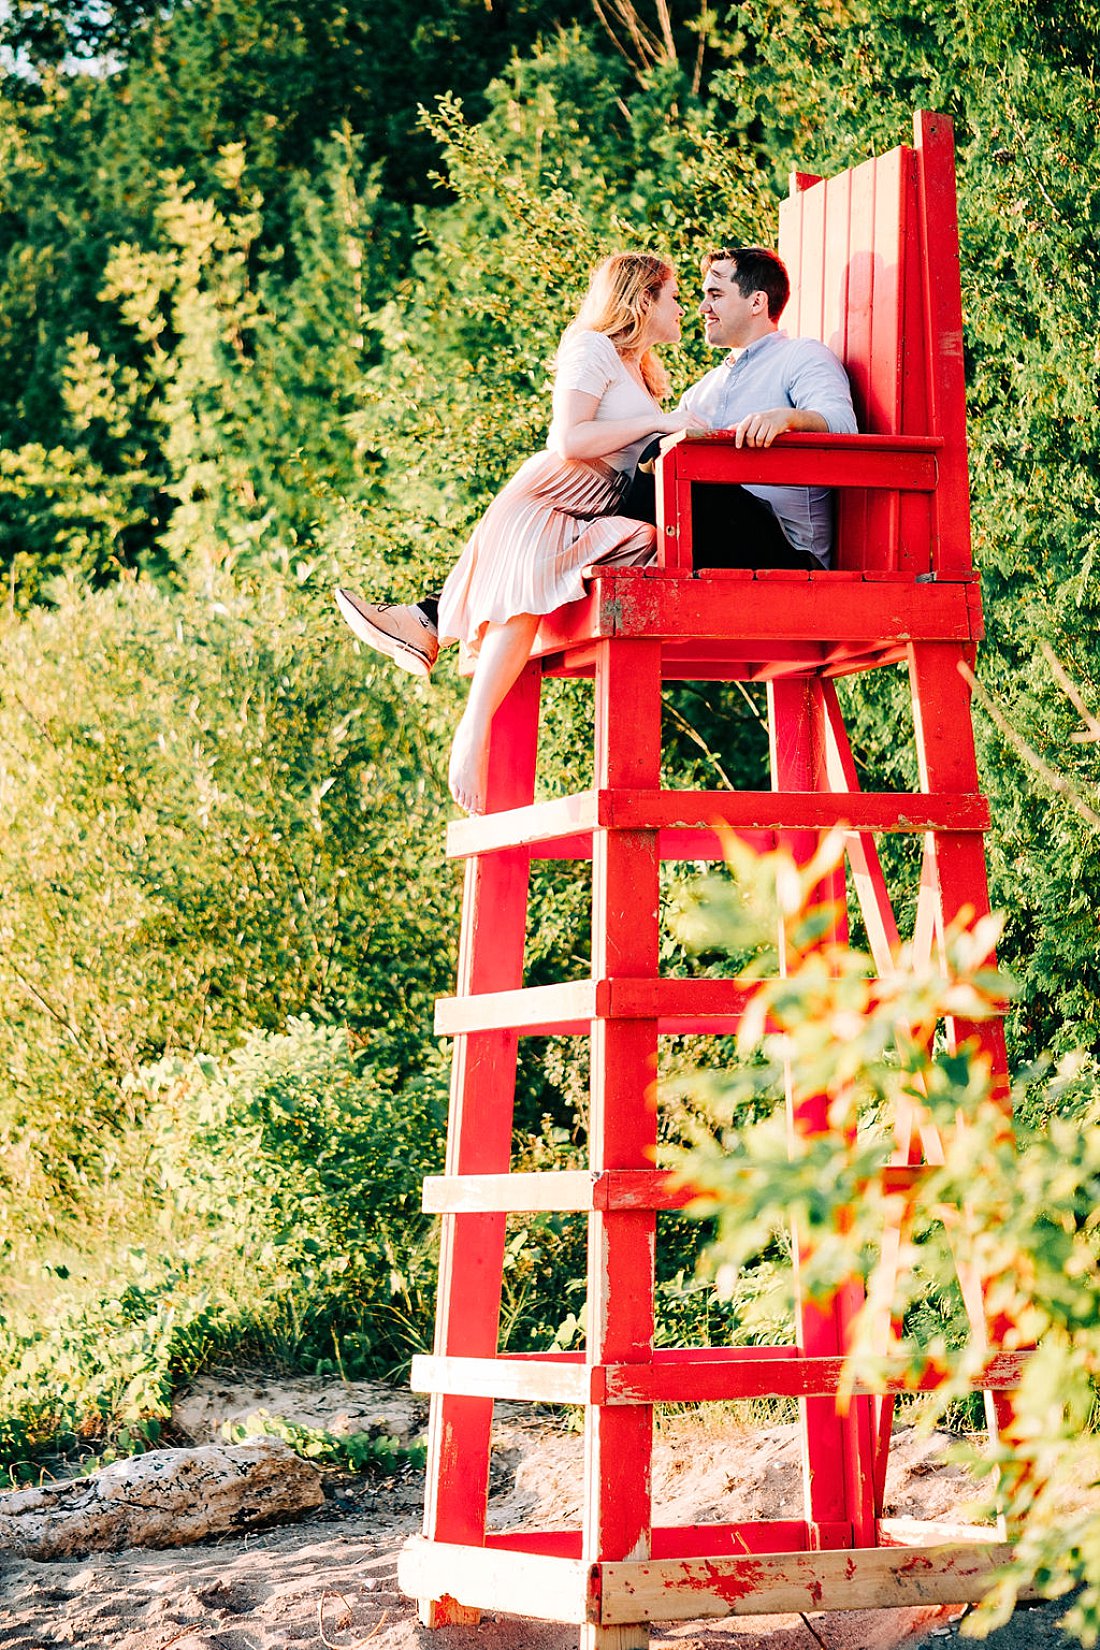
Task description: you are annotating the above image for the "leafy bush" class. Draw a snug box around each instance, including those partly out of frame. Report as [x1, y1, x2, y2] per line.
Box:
[222, 1408, 426, 1474]
[0, 558, 458, 1215]
[673, 840, 1100, 1641]
[0, 1018, 447, 1481]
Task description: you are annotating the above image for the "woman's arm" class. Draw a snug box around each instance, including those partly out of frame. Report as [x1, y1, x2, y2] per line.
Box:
[549, 388, 704, 462]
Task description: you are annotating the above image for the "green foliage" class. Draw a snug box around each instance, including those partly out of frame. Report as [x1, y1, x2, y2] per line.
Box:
[0, 559, 457, 1212]
[1, 0, 1099, 1522]
[673, 842, 1100, 1641]
[0, 1018, 446, 1480]
[222, 1407, 426, 1474]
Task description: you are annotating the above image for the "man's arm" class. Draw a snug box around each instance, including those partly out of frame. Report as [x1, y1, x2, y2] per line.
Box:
[733, 341, 857, 447]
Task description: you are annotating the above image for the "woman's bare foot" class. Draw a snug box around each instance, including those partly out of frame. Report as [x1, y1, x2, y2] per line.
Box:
[448, 715, 490, 815]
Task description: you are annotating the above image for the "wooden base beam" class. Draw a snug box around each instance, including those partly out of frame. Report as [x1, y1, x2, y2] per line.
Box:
[399, 1534, 1021, 1628]
[399, 1536, 591, 1626]
[598, 1541, 1018, 1623]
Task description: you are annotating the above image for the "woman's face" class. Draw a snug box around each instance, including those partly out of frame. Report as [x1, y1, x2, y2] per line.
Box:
[642, 275, 684, 346]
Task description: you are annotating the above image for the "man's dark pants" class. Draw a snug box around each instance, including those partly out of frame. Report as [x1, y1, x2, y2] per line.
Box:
[620, 443, 818, 571]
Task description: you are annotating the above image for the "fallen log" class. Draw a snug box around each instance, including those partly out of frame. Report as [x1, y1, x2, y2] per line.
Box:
[0, 1437, 325, 1560]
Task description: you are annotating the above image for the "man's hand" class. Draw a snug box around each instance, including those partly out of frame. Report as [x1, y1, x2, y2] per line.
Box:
[730, 407, 828, 447]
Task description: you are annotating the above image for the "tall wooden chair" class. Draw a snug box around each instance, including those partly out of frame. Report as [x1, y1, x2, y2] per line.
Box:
[398, 112, 1020, 1648]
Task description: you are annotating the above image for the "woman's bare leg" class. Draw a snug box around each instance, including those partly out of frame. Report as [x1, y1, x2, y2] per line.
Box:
[449, 612, 541, 814]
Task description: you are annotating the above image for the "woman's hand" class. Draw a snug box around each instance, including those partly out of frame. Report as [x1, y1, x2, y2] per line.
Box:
[657, 407, 709, 436]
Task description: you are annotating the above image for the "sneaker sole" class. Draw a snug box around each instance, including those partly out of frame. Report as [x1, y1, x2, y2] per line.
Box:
[335, 590, 436, 677]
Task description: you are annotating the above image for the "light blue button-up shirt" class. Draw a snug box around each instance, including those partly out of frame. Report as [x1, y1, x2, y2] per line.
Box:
[679, 330, 858, 563]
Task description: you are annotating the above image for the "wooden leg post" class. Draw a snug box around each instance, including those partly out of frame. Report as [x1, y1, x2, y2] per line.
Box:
[908, 642, 1014, 1440]
[581, 639, 662, 1650]
[768, 677, 878, 1549]
[908, 643, 1008, 1085]
[419, 665, 541, 1628]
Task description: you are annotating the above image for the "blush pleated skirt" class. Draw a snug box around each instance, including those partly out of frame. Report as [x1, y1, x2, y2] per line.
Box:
[436, 450, 657, 655]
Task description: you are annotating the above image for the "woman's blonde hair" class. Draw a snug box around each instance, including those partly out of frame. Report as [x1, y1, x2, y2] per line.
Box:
[566, 251, 674, 400]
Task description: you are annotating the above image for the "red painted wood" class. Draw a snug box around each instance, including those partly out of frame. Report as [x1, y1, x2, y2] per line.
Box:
[445, 787, 988, 861]
[820, 681, 904, 973]
[571, 576, 982, 647]
[421, 1169, 699, 1215]
[585, 638, 662, 1568]
[434, 976, 766, 1037]
[529, 575, 982, 666]
[867, 145, 906, 438]
[411, 1348, 1031, 1406]
[915, 112, 973, 574]
[783, 174, 806, 337]
[421, 663, 540, 1560]
[843, 155, 878, 436]
[659, 432, 940, 488]
[769, 676, 878, 1547]
[822, 166, 851, 365]
[868, 145, 908, 570]
[908, 642, 1008, 1089]
[481, 1520, 848, 1559]
[651, 1521, 838, 1558]
[601, 1350, 1029, 1403]
[485, 1529, 584, 1556]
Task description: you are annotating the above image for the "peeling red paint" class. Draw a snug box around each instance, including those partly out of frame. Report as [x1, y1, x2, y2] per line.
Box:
[659, 1559, 767, 1603]
[899, 1553, 936, 1574]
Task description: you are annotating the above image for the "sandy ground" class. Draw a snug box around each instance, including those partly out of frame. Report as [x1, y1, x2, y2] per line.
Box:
[0, 1377, 1084, 1650]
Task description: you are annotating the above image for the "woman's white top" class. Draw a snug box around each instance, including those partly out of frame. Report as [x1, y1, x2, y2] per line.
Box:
[548, 327, 662, 473]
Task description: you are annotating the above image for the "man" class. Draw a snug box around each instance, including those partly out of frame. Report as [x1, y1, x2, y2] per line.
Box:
[623, 244, 857, 568]
[337, 244, 856, 674]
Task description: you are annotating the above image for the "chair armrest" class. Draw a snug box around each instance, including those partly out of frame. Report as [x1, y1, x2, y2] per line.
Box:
[655, 432, 944, 571]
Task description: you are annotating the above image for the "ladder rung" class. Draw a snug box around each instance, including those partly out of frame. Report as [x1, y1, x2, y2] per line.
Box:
[410, 1349, 1031, 1406]
[422, 1165, 939, 1212]
[479, 1519, 852, 1558]
[433, 977, 757, 1036]
[601, 1349, 1031, 1404]
[422, 1168, 698, 1214]
[446, 789, 991, 860]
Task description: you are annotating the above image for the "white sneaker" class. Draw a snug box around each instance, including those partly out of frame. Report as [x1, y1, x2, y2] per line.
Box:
[335, 589, 439, 676]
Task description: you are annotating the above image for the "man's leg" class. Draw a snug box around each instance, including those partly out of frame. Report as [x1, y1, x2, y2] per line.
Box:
[619, 451, 658, 527]
[690, 483, 818, 570]
[619, 444, 818, 570]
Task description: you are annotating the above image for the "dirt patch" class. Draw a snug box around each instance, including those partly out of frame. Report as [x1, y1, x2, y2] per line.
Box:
[0, 1382, 1080, 1650]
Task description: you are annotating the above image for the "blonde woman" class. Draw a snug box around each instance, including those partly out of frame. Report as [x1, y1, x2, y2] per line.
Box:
[337, 252, 704, 814]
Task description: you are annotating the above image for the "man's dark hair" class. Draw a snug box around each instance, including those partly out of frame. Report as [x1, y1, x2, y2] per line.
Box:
[700, 245, 790, 321]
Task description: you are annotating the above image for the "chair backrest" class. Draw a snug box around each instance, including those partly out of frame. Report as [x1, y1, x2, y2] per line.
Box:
[778, 112, 972, 574]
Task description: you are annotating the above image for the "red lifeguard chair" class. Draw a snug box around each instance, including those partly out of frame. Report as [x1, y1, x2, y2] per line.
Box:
[398, 112, 1022, 1645]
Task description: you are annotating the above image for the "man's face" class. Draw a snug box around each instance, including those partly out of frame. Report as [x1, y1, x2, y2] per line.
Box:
[699, 260, 769, 350]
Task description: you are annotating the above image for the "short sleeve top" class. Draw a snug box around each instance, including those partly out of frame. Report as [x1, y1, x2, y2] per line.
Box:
[548, 327, 663, 473]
